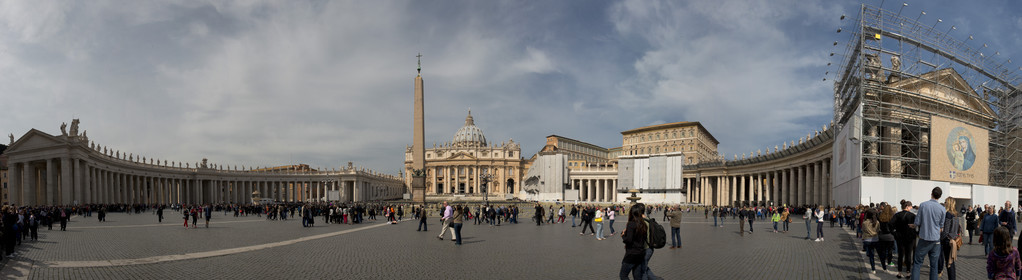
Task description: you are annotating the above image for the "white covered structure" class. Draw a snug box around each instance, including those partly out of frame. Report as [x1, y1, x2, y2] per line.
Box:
[617, 152, 684, 204]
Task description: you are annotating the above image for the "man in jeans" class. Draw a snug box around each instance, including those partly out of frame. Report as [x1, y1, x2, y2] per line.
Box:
[912, 187, 946, 280]
[668, 206, 683, 249]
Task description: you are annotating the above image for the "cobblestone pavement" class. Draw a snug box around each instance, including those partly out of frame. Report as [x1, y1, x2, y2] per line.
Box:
[0, 209, 993, 279]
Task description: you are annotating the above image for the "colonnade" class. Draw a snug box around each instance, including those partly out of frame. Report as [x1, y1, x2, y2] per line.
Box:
[569, 178, 616, 202]
[685, 158, 832, 207]
[7, 158, 398, 206]
[427, 165, 516, 195]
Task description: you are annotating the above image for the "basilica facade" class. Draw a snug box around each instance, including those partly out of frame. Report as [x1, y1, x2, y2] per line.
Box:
[404, 111, 525, 200]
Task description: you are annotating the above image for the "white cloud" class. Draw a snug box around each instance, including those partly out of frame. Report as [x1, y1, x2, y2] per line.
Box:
[514, 47, 557, 74]
[609, 0, 840, 156]
[1, 0, 1017, 174]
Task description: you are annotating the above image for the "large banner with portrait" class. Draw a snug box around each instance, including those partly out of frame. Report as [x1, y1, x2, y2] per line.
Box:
[930, 116, 989, 185]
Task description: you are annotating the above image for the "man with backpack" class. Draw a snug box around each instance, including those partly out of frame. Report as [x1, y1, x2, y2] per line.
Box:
[643, 204, 667, 280]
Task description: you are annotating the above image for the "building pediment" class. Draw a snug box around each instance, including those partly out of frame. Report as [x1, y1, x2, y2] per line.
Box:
[7, 129, 65, 153]
[889, 68, 996, 119]
[446, 152, 478, 160]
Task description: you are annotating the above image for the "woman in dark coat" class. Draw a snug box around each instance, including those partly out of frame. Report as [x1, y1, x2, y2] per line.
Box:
[619, 204, 648, 279]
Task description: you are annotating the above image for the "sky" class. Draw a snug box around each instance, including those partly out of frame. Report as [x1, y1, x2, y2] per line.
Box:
[1, 0, 1020, 175]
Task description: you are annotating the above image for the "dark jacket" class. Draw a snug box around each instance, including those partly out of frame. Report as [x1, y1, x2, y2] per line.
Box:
[1000, 209, 1017, 233]
[621, 220, 647, 264]
[878, 221, 895, 242]
[965, 210, 977, 230]
[982, 213, 1000, 233]
[940, 212, 960, 242]
[891, 210, 917, 240]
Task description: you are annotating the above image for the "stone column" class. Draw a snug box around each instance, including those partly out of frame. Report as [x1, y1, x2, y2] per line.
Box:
[809, 163, 817, 205]
[9, 162, 21, 206]
[686, 179, 694, 203]
[794, 167, 800, 206]
[704, 177, 710, 205]
[23, 163, 35, 205]
[748, 173, 756, 204]
[786, 168, 792, 206]
[736, 175, 744, 206]
[97, 169, 103, 204]
[816, 160, 824, 206]
[82, 161, 91, 204]
[800, 165, 808, 206]
[823, 159, 831, 206]
[103, 170, 109, 204]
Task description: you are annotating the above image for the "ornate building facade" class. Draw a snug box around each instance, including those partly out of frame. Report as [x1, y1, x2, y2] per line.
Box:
[404, 111, 525, 200]
[621, 122, 719, 165]
[4, 120, 404, 206]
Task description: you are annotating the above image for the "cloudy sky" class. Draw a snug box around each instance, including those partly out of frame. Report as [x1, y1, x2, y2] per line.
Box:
[2, 0, 1020, 174]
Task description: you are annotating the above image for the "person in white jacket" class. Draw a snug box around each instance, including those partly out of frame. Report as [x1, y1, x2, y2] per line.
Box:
[814, 206, 826, 242]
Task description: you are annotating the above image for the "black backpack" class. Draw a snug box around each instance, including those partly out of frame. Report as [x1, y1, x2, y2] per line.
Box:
[646, 218, 667, 249]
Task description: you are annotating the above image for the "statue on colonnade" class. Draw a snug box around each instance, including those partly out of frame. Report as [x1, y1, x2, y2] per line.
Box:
[69, 119, 80, 136]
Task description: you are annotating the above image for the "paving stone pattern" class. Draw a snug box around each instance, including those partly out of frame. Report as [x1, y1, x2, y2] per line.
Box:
[0, 209, 998, 279]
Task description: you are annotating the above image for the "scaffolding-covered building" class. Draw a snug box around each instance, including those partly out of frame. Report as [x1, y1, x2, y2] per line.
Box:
[832, 4, 1022, 207]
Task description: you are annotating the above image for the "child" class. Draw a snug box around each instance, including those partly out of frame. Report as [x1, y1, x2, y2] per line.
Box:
[988, 226, 1022, 279]
[771, 211, 781, 233]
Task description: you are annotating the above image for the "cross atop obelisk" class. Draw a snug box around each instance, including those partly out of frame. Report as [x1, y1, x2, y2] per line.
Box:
[416, 53, 422, 75]
[411, 53, 426, 204]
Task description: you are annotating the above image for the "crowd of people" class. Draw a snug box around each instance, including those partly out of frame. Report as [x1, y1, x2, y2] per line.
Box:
[695, 187, 1022, 280]
[7, 190, 1022, 280]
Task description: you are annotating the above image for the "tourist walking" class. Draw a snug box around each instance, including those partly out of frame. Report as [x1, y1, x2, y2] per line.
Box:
[28, 214, 38, 241]
[739, 208, 746, 236]
[581, 207, 595, 236]
[982, 205, 1000, 255]
[719, 207, 726, 227]
[438, 202, 454, 240]
[814, 206, 825, 241]
[804, 206, 813, 240]
[712, 207, 718, 227]
[986, 226, 1022, 280]
[862, 209, 880, 273]
[912, 187, 946, 280]
[570, 206, 578, 227]
[157, 207, 164, 223]
[190, 207, 198, 228]
[204, 205, 212, 228]
[669, 207, 682, 249]
[417, 206, 428, 231]
[452, 205, 464, 245]
[771, 210, 780, 233]
[619, 204, 648, 280]
[781, 207, 790, 233]
[59, 208, 68, 231]
[965, 206, 977, 244]
[746, 207, 755, 233]
[608, 207, 617, 236]
[892, 200, 918, 278]
[877, 204, 896, 273]
[937, 198, 961, 280]
[183, 208, 190, 228]
[595, 208, 605, 240]
[534, 204, 544, 226]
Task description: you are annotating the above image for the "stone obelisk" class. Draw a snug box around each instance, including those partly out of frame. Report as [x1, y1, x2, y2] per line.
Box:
[411, 53, 427, 204]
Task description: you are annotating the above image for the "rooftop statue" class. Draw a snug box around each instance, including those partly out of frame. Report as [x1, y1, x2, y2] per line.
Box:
[60, 122, 67, 136]
[69, 119, 80, 136]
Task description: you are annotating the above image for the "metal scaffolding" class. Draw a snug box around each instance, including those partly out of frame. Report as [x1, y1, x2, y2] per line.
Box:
[833, 4, 1022, 186]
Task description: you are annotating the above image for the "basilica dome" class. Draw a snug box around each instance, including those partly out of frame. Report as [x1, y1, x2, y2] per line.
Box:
[452, 111, 487, 147]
